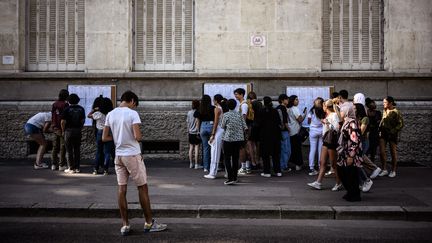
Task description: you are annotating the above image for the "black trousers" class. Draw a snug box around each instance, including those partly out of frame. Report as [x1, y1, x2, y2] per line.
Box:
[223, 141, 243, 182]
[64, 128, 82, 170]
[337, 165, 361, 201]
[289, 134, 303, 166]
[261, 140, 281, 174]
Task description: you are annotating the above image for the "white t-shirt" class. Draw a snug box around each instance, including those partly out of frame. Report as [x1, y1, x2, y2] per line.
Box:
[27, 112, 52, 129]
[308, 110, 323, 131]
[288, 106, 301, 136]
[323, 112, 340, 135]
[105, 107, 142, 156]
[236, 100, 248, 117]
[91, 111, 106, 130]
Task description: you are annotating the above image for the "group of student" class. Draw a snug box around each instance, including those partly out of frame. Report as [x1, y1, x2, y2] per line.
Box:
[187, 89, 404, 201]
[24, 89, 116, 175]
[25, 90, 167, 234]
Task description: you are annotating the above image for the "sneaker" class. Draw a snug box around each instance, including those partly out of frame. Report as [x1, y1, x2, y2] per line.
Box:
[74, 169, 80, 173]
[203, 169, 208, 173]
[64, 169, 75, 174]
[120, 225, 130, 236]
[58, 166, 68, 171]
[144, 219, 167, 233]
[103, 170, 109, 176]
[308, 169, 318, 176]
[189, 163, 194, 169]
[195, 165, 203, 169]
[282, 168, 292, 173]
[224, 174, 228, 179]
[276, 173, 282, 177]
[370, 167, 382, 179]
[238, 168, 247, 175]
[34, 163, 49, 170]
[246, 168, 252, 174]
[362, 179, 373, 192]
[379, 170, 389, 177]
[388, 171, 396, 178]
[92, 170, 98, 175]
[295, 165, 302, 171]
[224, 180, 235, 185]
[325, 170, 334, 176]
[260, 173, 271, 178]
[204, 174, 216, 179]
[331, 183, 343, 191]
[307, 181, 322, 190]
[51, 165, 57, 171]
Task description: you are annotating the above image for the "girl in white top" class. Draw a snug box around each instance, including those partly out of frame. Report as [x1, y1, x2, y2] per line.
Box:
[307, 98, 325, 176]
[308, 99, 342, 190]
[205, 94, 225, 179]
[24, 112, 52, 169]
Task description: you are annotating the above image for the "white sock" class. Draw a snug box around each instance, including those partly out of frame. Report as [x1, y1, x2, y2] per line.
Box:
[246, 161, 251, 169]
[241, 162, 246, 169]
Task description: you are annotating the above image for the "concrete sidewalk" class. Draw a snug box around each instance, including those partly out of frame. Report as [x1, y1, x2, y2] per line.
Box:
[0, 159, 431, 221]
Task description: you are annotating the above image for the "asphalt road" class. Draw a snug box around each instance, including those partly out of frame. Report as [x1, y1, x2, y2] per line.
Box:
[1, 217, 431, 243]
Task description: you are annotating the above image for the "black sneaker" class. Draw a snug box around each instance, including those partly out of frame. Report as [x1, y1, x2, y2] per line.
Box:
[224, 180, 235, 185]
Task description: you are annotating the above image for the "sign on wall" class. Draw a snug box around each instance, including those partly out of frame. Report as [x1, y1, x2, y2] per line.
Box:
[68, 85, 117, 126]
[203, 83, 253, 106]
[250, 34, 266, 47]
[286, 86, 334, 127]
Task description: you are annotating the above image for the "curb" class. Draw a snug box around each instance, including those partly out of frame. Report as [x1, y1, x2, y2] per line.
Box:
[1, 203, 431, 221]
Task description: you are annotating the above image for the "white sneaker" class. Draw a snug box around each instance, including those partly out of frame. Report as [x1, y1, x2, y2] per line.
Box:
[295, 165, 302, 171]
[276, 173, 282, 177]
[204, 174, 216, 179]
[325, 170, 335, 176]
[379, 170, 389, 177]
[307, 181, 322, 190]
[51, 165, 57, 171]
[144, 219, 167, 233]
[370, 167, 382, 179]
[331, 183, 343, 191]
[64, 169, 75, 174]
[203, 169, 208, 173]
[189, 163, 194, 169]
[362, 179, 373, 192]
[120, 225, 130, 236]
[308, 169, 318, 176]
[238, 168, 247, 175]
[195, 165, 203, 169]
[74, 169, 80, 173]
[388, 171, 396, 178]
[58, 166, 68, 171]
[34, 163, 49, 170]
[260, 173, 271, 178]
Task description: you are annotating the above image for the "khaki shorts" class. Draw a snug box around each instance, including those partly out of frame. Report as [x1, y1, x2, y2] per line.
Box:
[115, 154, 147, 186]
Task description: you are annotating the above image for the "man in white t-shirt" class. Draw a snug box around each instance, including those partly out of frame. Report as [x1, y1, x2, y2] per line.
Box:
[338, 90, 355, 119]
[102, 91, 167, 236]
[234, 88, 250, 174]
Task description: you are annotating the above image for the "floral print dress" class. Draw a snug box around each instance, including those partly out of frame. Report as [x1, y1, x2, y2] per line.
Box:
[337, 118, 363, 167]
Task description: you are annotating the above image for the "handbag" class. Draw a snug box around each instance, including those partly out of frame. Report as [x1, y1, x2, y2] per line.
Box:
[323, 129, 338, 145]
[298, 126, 309, 143]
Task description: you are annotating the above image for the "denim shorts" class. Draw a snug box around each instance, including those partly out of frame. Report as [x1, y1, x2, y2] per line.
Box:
[24, 123, 42, 135]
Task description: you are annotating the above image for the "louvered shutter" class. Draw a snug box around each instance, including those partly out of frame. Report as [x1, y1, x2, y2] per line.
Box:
[322, 0, 382, 70]
[27, 0, 85, 71]
[133, 0, 193, 71]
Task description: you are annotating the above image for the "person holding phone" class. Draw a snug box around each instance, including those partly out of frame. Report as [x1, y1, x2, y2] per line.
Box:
[287, 95, 307, 171]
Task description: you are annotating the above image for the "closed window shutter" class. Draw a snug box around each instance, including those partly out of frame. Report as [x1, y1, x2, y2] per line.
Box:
[322, 0, 382, 70]
[27, 0, 85, 71]
[133, 0, 193, 71]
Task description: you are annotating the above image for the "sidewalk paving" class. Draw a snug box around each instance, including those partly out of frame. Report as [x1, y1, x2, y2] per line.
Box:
[0, 159, 431, 221]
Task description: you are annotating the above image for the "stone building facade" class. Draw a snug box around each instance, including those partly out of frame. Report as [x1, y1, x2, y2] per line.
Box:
[0, 0, 431, 164]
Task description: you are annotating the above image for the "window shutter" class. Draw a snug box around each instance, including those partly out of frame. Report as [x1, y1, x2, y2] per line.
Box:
[27, 0, 85, 71]
[134, 0, 193, 71]
[322, 0, 382, 70]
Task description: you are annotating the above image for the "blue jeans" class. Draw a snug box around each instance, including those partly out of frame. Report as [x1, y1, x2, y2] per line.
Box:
[280, 131, 291, 170]
[362, 138, 369, 155]
[200, 121, 213, 170]
[95, 130, 115, 171]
